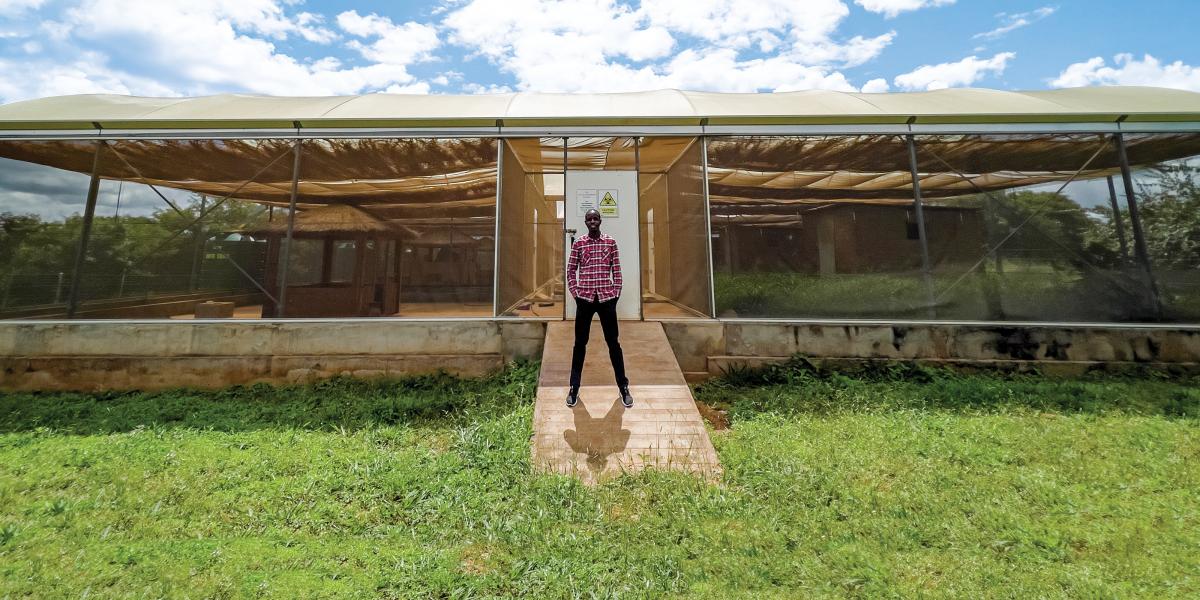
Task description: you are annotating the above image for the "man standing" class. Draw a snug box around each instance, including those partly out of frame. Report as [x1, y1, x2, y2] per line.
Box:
[566, 208, 633, 409]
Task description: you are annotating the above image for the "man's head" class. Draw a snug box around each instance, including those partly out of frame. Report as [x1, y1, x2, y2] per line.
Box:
[584, 208, 602, 235]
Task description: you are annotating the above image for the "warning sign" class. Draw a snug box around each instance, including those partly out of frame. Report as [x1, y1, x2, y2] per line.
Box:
[598, 189, 619, 217]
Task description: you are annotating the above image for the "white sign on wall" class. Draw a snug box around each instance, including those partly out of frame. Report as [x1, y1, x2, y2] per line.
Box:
[575, 189, 597, 215]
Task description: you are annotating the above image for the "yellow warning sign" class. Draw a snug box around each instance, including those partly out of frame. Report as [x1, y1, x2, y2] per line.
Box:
[598, 190, 619, 217]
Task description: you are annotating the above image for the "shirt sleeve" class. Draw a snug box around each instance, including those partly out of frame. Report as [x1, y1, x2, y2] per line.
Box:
[566, 241, 580, 299]
[609, 239, 622, 296]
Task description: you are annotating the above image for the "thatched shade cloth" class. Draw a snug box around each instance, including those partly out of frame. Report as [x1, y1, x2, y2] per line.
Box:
[0, 138, 499, 216]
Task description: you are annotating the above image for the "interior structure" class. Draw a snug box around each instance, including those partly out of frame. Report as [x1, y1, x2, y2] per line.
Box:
[1, 89, 1198, 323]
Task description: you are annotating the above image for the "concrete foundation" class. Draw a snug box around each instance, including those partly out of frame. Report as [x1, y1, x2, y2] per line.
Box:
[661, 320, 1200, 379]
[2, 318, 1198, 392]
[0, 320, 549, 392]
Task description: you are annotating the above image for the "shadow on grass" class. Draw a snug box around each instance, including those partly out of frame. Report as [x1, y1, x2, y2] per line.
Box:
[694, 356, 1200, 422]
[0, 361, 540, 435]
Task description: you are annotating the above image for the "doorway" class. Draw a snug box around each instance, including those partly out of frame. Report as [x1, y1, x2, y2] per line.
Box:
[564, 170, 641, 319]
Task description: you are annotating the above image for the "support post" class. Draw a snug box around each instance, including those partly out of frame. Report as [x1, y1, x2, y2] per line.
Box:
[905, 135, 937, 319]
[700, 136, 717, 318]
[1114, 132, 1163, 318]
[492, 139, 503, 317]
[66, 140, 104, 317]
[1105, 175, 1130, 260]
[189, 195, 207, 292]
[277, 139, 303, 318]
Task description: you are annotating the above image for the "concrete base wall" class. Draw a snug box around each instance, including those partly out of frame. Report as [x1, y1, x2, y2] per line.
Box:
[661, 320, 1200, 380]
[0, 320, 549, 392]
[4, 318, 1199, 391]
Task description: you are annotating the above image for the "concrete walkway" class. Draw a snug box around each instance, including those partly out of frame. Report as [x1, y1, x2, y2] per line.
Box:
[532, 321, 721, 484]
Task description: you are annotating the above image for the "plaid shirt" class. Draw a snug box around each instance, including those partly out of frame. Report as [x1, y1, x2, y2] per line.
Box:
[567, 234, 622, 302]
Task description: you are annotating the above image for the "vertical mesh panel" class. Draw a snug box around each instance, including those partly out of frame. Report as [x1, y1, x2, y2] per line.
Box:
[0, 140, 95, 318]
[639, 137, 710, 318]
[497, 139, 564, 317]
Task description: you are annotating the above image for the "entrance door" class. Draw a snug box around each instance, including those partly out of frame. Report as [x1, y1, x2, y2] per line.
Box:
[564, 170, 640, 319]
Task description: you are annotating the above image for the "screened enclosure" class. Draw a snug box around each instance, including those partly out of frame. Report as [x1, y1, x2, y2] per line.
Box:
[1, 88, 1198, 324]
[705, 132, 1200, 323]
[0, 137, 496, 319]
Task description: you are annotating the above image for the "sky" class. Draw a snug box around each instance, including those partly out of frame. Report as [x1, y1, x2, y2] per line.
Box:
[1, 0, 1199, 220]
[0, 0, 1199, 103]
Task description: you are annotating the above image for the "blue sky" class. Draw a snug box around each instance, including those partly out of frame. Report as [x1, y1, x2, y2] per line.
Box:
[1, 0, 1199, 103]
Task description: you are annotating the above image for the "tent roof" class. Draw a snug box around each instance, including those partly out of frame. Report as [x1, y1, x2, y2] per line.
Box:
[2, 87, 1200, 130]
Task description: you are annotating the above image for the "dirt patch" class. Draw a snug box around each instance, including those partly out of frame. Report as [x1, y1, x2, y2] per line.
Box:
[696, 401, 730, 430]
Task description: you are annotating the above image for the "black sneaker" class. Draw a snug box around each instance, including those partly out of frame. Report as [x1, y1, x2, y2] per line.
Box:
[620, 386, 633, 408]
[566, 387, 580, 408]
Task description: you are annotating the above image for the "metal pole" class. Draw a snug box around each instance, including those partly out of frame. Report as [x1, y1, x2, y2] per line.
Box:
[700, 137, 717, 318]
[634, 136, 643, 321]
[562, 136, 568, 321]
[1105, 175, 1130, 260]
[190, 195, 207, 292]
[905, 135, 937, 319]
[493, 139, 503, 317]
[66, 140, 105, 317]
[1114, 132, 1163, 318]
[277, 139, 303, 318]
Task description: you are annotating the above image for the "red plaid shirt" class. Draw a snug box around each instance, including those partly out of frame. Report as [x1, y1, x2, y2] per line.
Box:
[567, 234, 622, 302]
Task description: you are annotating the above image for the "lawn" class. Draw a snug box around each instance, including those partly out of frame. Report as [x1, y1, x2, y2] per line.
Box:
[712, 268, 1172, 322]
[1, 361, 1198, 598]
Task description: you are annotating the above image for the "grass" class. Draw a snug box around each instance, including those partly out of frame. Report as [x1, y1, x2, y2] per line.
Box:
[712, 268, 1169, 322]
[1, 361, 1198, 598]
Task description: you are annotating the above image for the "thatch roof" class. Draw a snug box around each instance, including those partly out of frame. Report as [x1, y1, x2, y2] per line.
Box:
[246, 203, 400, 236]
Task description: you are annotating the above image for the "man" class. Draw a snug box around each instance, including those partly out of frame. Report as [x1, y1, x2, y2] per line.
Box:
[565, 208, 633, 409]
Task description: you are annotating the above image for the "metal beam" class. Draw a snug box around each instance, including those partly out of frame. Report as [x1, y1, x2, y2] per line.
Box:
[905, 135, 937, 319]
[701, 137, 717, 318]
[66, 140, 105, 317]
[1105, 175, 1130, 260]
[1115, 132, 1163, 318]
[5, 120, 1200, 142]
[492, 139, 504, 317]
[277, 139, 303, 317]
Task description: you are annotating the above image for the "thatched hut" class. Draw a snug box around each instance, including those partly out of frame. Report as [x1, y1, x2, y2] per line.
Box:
[248, 204, 403, 317]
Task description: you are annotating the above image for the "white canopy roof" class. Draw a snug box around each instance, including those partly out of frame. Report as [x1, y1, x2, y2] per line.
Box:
[1, 87, 1199, 130]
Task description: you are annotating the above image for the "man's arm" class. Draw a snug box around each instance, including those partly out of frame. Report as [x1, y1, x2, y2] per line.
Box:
[609, 240, 622, 297]
[566, 242, 580, 299]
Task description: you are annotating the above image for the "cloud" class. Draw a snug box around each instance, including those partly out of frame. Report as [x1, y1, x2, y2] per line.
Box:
[854, 0, 954, 19]
[0, 53, 177, 102]
[32, 0, 438, 98]
[1050, 53, 1200, 92]
[443, 0, 893, 93]
[973, 6, 1055, 40]
[860, 77, 889, 93]
[337, 10, 440, 65]
[0, 0, 47, 16]
[894, 51, 1015, 90]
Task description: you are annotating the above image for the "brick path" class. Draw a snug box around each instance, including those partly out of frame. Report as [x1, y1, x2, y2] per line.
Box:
[532, 321, 721, 484]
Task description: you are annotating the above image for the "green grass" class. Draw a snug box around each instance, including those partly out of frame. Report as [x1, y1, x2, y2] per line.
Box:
[713, 268, 1165, 322]
[2, 361, 1198, 598]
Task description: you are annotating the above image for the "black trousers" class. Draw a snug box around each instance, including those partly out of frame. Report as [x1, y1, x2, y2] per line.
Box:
[569, 296, 628, 389]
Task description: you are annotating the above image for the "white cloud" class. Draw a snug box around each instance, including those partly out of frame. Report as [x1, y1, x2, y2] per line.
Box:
[0, 53, 177, 102]
[443, 0, 893, 93]
[0, 0, 47, 16]
[1051, 53, 1200, 92]
[973, 6, 1055, 40]
[894, 51, 1015, 90]
[337, 10, 440, 65]
[24, 0, 439, 99]
[462, 82, 514, 94]
[860, 77, 889, 93]
[855, 0, 954, 19]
